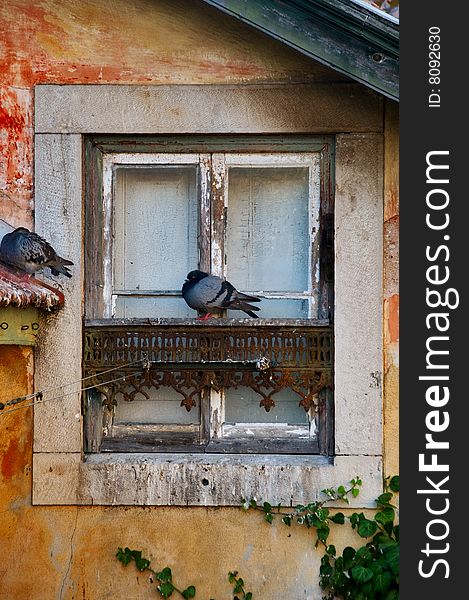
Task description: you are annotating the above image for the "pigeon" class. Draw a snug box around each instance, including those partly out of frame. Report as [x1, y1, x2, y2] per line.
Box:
[182, 270, 261, 320]
[0, 227, 73, 278]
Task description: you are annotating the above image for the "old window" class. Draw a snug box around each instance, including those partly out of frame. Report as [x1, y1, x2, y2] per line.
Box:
[33, 84, 383, 506]
[84, 137, 334, 455]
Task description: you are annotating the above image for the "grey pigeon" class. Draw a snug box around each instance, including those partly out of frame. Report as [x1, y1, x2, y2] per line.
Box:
[0, 227, 73, 278]
[182, 270, 261, 319]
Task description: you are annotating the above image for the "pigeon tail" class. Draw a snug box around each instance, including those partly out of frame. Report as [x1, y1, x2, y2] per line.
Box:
[231, 301, 260, 318]
[50, 259, 73, 278]
[236, 291, 261, 302]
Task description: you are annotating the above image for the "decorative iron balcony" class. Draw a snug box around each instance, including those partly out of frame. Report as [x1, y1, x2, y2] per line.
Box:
[83, 319, 333, 413]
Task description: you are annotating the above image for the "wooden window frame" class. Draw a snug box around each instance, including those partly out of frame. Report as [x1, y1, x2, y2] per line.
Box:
[84, 135, 335, 455]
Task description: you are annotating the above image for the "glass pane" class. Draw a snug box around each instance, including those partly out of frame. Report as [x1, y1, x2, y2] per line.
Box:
[224, 387, 309, 424]
[114, 166, 198, 292]
[253, 298, 309, 319]
[226, 167, 309, 292]
[114, 296, 193, 318]
[114, 386, 200, 425]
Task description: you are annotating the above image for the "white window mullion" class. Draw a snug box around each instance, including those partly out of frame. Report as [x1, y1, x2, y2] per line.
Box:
[210, 153, 226, 278]
[198, 155, 212, 273]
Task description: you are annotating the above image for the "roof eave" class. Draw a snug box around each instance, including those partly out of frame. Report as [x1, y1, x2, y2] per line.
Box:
[201, 0, 399, 100]
[0, 264, 65, 311]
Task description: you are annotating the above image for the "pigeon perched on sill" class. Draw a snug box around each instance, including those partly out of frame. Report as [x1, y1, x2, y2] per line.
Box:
[0, 227, 73, 279]
[182, 270, 261, 320]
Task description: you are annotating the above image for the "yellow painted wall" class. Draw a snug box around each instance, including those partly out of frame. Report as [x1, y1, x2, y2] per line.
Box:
[0, 347, 373, 599]
[0, 1, 398, 598]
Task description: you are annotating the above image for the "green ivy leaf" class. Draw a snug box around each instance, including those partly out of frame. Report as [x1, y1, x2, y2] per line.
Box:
[330, 512, 345, 524]
[326, 544, 336, 556]
[157, 582, 175, 599]
[321, 487, 336, 499]
[135, 557, 150, 572]
[249, 499, 257, 509]
[355, 546, 372, 562]
[374, 571, 392, 593]
[319, 560, 333, 577]
[233, 578, 244, 593]
[182, 586, 196, 599]
[116, 547, 132, 566]
[383, 521, 395, 535]
[245, 593, 253, 600]
[350, 513, 360, 529]
[156, 567, 172, 582]
[351, 565, 374, 584]
[343, 546, 356, 570]
[263, 501, 272, 513]
[389, 475, 399, 492]
[358, 518, 378, 538]
[317, 524, 330, 543]
[375, 507, 395, 525]
[383, 544, 400, 576]
[352, 488, 360, 498]
[377, 492, 393, 506]
[316, 508, 329, 521]
[337, 485, 346, 496]
[384, 589, 399, 600]
[264, 513, 273, 524]
[282, 515, 292, 526]
[362, 581, 374, 597]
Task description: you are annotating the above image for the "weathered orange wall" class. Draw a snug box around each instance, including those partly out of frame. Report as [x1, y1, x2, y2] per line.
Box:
[0, 0, 344, 229]
[0, 1, 397, 598]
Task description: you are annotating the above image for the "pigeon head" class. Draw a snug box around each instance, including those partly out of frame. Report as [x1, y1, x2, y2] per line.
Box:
[185, 270, 209, 283]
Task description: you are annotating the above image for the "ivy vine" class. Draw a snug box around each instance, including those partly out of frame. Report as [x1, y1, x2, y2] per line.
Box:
[116, 475, 399, 600]
[242, 475, 399, 599]
[116, 547, 252, 600]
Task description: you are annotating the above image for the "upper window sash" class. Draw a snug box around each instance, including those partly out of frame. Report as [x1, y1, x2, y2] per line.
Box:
[101, 151, 322, 320]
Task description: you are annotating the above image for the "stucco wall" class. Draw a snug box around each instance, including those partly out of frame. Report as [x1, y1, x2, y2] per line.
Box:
[0, 1, 398, 598]
[0, 358, 370, 599]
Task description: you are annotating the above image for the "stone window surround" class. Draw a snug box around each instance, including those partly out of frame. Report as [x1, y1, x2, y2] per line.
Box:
[32, 83, 383, 506]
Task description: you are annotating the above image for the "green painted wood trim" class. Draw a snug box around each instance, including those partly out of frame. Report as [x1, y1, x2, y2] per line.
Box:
[0, 306, 41, 346]
[201, 0, 399, 100]
[92, 134, 335, 154]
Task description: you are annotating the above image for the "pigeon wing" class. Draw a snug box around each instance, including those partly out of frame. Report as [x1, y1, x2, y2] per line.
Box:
[20, 231, 57, 267]
[208, 279, 261, 317]
[197, 276, 230, 310]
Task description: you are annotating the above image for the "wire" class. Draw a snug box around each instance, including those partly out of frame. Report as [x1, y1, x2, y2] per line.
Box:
[0, 371, 139, 419]
[0, 358, 148, 410]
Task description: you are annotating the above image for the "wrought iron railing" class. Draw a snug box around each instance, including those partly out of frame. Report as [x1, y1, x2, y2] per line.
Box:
[83, 319, 333, 413]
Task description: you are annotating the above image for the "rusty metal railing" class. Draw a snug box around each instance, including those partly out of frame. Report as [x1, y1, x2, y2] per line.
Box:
[83, 319, 333, 412]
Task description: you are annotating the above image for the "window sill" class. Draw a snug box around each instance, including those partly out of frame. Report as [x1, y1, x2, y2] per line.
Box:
[32, 452, 382, 507]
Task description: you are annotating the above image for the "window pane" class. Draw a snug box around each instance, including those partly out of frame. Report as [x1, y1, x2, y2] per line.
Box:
[255, 298, 309, 318]
[114, 166, 198, 293]
[114, 296, 193, 318]
[226, 167, 309, 292]
[114, 386, 200, 425]
[224, 387, 309, 424]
